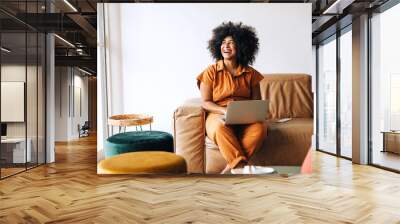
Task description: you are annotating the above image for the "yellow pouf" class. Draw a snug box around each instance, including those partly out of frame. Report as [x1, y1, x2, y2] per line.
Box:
[98, 151, 187, 174]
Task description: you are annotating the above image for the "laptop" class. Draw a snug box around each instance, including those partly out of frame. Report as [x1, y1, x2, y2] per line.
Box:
[224, 100, 269, 125]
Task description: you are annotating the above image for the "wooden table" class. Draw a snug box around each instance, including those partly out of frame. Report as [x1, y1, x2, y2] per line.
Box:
[108, 114, 153, 134]
[381, 131, 400, 154]
[1, 138, 32, 164]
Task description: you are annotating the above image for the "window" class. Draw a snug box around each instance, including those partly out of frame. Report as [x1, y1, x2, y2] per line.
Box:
[390, 74, 400, 130]
[371, 2, 400, 171]
[318, 36, 337, 154]
[317, 25, 353, 159]
[340, 29, 352, 158]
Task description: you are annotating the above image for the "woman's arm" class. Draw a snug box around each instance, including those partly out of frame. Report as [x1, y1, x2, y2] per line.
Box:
[251, 83, 261, 100]
[200, 83, 226, 115]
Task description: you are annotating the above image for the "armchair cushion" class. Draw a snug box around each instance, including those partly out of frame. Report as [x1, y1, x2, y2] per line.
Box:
[204, 118, 313, 173]
[260, 74, 313, 119]
[173, 98, 206, 173]
[250, 118, 313, 166]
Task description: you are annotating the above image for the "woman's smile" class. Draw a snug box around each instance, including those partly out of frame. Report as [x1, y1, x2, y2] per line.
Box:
[221, 36, 236, 60]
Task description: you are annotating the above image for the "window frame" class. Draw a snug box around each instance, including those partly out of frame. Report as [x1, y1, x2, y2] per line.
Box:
[316, 24, 352, 161]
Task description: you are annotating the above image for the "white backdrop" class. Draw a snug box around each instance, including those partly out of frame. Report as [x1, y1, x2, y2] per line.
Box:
[104, 3, 312, 134]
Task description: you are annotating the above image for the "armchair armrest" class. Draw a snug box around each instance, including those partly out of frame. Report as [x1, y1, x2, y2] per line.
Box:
[173, 98, 206, 173]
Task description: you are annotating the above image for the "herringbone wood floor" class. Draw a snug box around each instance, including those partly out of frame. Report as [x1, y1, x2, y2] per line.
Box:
[1, 135, 400, 224]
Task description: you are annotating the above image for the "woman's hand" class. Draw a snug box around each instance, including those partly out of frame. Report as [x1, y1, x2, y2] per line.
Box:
[219, 107, 227, 115]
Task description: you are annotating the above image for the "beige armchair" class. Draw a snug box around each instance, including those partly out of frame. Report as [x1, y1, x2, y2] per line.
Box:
[173, 74, 314, 174]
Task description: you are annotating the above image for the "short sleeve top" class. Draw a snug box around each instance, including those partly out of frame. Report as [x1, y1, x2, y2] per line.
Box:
[197, 60, 264, 107]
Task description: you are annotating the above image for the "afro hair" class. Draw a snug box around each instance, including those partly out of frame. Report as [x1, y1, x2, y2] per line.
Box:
[207, 21, 259, 67]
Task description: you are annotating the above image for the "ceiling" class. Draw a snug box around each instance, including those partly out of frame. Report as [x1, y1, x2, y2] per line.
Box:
[0, 0, 391, 75]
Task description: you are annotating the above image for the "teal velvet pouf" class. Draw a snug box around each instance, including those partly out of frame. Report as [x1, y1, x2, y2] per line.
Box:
[105, 131, 174, 158]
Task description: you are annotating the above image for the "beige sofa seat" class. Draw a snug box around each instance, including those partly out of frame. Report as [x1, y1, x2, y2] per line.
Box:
[174, 74, 314, 174]
[204, 119, 313, 173]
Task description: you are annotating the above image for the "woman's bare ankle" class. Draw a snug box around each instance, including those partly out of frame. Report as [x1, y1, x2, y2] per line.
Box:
[221, 165, 231, 174]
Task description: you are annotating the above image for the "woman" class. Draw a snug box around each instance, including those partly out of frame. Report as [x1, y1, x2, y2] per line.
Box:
[197, 21, 266, 174]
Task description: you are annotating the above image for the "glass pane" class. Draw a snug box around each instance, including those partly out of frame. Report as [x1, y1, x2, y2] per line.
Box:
[1, 31, 27, 177]
[318, 37, 337, 154]
[27, 31, 38, 169]
[35, 1, 46, 165]
[38, 33, 45, 165]
[0, 1, 46, 178]
[340, 29, 352, 158]
[371, 4, 400, 171]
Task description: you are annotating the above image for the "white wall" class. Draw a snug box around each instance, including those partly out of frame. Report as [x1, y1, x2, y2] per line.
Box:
[73, 73, 89, 137]
[55, 67, 68, 141]
[101, 3, 312, 134]
[1, 65, 39, 138]
[1, 64, 46, 163]
[55, 67, 89, 141]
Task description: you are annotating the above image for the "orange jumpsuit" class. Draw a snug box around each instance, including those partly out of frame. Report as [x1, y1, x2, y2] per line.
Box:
[197, 60, 266, 168]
